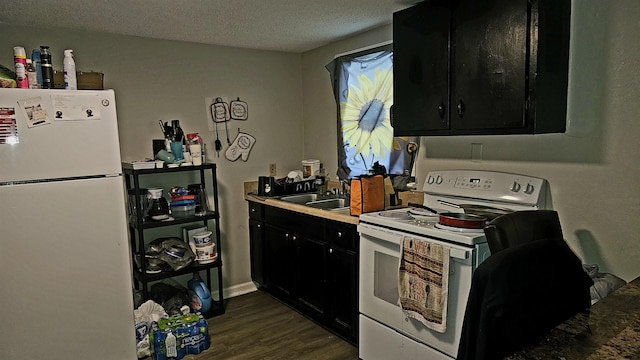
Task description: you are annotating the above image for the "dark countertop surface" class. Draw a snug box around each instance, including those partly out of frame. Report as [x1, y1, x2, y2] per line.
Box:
[507, 276, 640, 359]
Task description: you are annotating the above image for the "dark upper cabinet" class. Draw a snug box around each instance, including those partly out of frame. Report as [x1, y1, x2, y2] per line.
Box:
[392, 0, 571, 136]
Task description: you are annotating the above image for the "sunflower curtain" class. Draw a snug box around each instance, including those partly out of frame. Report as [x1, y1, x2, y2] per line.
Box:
[326, 46, 418, 186]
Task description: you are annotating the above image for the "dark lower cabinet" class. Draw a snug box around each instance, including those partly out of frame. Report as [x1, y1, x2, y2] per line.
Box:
[248, 202, 265, 286]
[248, 218, 264, 286]
[296, 236, 327, 319]
[327, 245, 357, 339]
[264, 224, 295, 296]
[247, 201, 359, 344]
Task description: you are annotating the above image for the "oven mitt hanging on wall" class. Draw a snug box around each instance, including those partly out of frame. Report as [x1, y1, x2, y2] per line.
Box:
[225, 130, 255, 162]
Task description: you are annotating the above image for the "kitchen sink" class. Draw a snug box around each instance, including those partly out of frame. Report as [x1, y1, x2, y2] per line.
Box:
[279, 193, 321, 204]
[305, 198, 348, 211]
[280, 193, 349, 211]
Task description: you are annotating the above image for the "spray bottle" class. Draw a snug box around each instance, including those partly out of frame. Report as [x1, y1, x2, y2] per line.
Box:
[63, 49, 77, 90]
[13, 46, 28, 88]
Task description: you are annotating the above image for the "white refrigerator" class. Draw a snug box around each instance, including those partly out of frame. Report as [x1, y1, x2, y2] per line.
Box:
[0, 88, 137, 359]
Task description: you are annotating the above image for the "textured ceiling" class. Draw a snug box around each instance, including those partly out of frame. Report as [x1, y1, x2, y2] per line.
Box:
[0, 0, 417, 53]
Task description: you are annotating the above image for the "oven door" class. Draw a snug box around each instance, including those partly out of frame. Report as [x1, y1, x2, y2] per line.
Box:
[358, 223, 488, 359]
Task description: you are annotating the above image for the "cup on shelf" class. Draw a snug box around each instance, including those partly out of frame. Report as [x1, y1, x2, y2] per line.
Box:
[169, 141, 184, 160]
[190, 144, 202, 166]
[156, 149, 175, 163]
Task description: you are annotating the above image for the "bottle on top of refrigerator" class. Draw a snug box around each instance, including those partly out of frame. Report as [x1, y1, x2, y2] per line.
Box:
[26, 59, 39, 89]
[63, 49, 77, 90]
[31, 49, 43, 86]
[39, 46, 53, 89]
[13, 46, 28, 88]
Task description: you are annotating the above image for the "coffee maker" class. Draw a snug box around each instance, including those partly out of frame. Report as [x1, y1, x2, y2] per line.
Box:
[258, 176, 276, 196]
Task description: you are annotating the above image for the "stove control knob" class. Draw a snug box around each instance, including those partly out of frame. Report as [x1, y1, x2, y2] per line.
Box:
[525, 183, 535, 194]
[511, 182, 522, 192]
[435, 175, 443, 184]
[427, 176, 435, 184]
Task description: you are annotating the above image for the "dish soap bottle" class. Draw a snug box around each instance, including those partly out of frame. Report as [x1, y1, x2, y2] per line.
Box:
[63, 49, 77, 90]
[315, 163, 328, 195]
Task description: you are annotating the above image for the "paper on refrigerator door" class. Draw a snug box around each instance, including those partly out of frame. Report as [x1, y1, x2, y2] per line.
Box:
[51, 93, 101, 121]
[17, 97, 52, 128]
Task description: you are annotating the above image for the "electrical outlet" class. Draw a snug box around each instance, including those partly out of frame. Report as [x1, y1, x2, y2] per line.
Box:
[269, 163, 277, 177]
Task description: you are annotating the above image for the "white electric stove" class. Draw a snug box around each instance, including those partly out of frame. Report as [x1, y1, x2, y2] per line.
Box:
[358, 170, 551, 360]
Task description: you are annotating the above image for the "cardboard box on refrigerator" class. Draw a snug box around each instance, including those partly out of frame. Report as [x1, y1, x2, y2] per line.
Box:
[53, 70, 104, 89]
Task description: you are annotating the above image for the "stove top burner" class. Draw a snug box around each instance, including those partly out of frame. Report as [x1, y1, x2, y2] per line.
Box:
[434, 223, 485, 233]
[408, 208, 438, 217]
[377, 210, 413, 221]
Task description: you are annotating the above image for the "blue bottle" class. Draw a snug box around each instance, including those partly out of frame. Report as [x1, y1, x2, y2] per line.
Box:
[188, 272, 212, 313]
[30, 49, 43, 86]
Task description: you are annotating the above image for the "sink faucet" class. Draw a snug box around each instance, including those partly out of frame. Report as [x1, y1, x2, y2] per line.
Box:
[339, 179, 351, 197]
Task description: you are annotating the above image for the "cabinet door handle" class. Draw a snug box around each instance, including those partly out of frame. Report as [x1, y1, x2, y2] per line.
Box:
[438, 102, 446, 119]
[329, 248, 333, 254]
[337, 231, 342, 238]
[257, 224, 261, 229]
[457, 100, 465, 117]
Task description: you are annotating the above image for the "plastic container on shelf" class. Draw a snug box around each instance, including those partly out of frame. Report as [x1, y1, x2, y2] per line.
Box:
[194, 242, 216, 264]
[191, 231, 212, 246]
[171, 204, 196, 218]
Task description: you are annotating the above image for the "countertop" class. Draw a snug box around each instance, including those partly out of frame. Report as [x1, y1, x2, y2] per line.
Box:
[243, 181, 358, 225]
[243, 180, 424, 226]
[507, 276, 640, 359]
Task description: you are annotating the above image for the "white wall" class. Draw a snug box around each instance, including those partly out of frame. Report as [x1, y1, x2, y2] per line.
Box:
[0, 25, 305, 295]
[301, 0, 640, 281]
[2, 0, 638, 297]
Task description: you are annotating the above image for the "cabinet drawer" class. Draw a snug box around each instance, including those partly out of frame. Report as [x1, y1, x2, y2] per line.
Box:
[265, 207, 323, 239]
[248, 201, 264, 221]
[325, 220, 358, 251]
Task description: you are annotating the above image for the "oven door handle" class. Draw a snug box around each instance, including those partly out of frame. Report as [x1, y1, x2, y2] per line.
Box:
[358, 224, 472, 260]
[450, 248, 470, 260]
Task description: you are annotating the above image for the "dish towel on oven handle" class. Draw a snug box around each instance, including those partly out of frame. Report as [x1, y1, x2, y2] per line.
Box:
[398, 236, 450, 333]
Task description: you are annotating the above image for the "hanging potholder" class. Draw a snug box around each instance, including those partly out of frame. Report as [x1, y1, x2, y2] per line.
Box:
[211, 97, 229, 123]
[230, 97, 248, 120]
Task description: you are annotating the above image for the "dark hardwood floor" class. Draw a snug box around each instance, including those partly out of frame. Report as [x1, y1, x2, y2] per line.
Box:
[182, 290, 359, 360]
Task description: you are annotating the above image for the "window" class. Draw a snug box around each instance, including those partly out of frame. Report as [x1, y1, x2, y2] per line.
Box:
[326, 44, 419, 190]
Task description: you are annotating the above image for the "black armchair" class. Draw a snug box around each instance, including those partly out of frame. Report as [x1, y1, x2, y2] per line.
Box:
[483, 210, 563, 254]
[457, 210, 593, 360]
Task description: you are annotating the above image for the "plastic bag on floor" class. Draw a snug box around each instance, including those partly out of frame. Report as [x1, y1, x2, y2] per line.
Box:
[583, 264, 627, 304]
[149, 282, 191, 316]
[134, 300, 168, 358]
